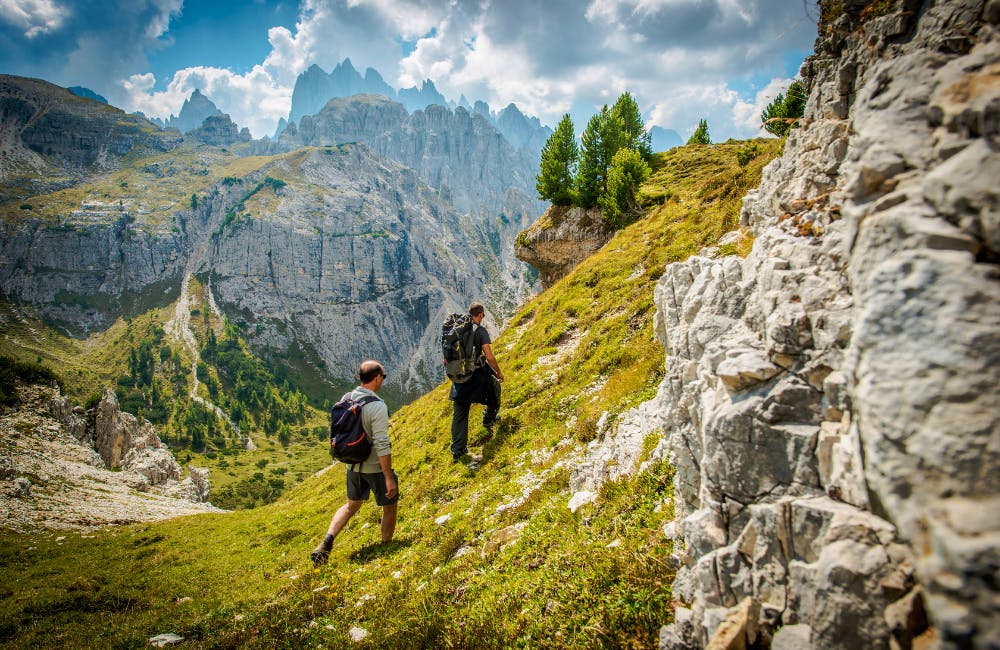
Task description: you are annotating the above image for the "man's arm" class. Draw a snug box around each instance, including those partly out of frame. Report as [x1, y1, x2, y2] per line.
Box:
[481, 343, 504, 382]
[367, 401, 397, 498]
[378, 453, 397, 499]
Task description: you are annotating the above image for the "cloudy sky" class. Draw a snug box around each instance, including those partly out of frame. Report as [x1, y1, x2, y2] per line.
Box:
[0, 0, 819, 141]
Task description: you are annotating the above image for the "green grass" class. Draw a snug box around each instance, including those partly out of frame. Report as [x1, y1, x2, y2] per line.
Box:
[0, 139, 782, 647]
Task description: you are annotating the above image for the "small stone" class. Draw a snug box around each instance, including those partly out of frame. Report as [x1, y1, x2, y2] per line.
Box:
[771, 624, 812, 650]
[568, 490, 597, 513]
[434, 514, 451, 525]
[148, 633, 184, 647]
[14, 477, 31, 497]
[348, 626, 368, 642]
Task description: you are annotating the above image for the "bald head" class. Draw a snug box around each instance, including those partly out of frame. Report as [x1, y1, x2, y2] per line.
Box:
[359, 360, 385, 385]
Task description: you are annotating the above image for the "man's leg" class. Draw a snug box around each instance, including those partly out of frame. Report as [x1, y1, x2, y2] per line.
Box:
[326, 500, 363, 537]
[483, 376, 501, 429]
[312, 500, 363, 565]
[380, 502, 397, 542]
[451, 400, 471, 458]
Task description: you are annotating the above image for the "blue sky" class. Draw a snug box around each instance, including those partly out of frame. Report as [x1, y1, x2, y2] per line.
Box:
[0, 0, 818, 140]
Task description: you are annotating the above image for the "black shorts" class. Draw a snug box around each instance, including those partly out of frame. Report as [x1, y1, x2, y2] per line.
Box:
[346, 468, 399, 506]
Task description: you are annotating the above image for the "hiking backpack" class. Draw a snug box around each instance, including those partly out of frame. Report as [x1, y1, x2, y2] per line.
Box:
[441, 313, 478, 384]
[328, 394, 381, 464]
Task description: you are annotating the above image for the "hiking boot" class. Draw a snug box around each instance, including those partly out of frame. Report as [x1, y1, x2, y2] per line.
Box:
[310, 544, 331, 567]
[454, 453, 481, 470]
[482, 414, 500, 434]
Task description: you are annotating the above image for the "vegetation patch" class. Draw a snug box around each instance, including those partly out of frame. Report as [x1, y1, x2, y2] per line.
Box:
[0, 139, 782, 647]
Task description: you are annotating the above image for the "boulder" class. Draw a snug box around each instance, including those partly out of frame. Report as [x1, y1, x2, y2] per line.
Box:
[515, 205, 614, 288]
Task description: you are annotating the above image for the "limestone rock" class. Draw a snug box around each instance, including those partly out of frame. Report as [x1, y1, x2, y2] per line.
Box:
[0, 384, 222, 532]
[164, 88, 222, 134]
[482, 521, 527, 557]
[14, 477, 31, 497]
[187, 114, 251, 146]
[705, 597, 759, 650]
[0, 456, 15, 481]
[48, 392, 89, 444]
[515, 205, 614, 288]
[148, 632, 184, 647]
[574, 1, 999, 646]
[568, 490, 597, 513]
[770, 624, 812, 650]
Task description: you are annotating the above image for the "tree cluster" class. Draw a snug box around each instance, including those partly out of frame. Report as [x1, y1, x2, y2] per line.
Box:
[687, 119, 711, 145]
[535, 92, 652, 228]
[761, 80, 806, 137]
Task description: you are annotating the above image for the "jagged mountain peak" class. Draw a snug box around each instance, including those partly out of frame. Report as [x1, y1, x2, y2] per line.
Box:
[166, 88, 224, 134]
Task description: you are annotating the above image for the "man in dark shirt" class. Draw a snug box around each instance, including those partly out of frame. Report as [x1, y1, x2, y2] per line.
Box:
[449, 302, 504, 462]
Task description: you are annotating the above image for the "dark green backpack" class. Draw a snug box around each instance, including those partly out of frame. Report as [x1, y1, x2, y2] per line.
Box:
[441, 313, 477, 383]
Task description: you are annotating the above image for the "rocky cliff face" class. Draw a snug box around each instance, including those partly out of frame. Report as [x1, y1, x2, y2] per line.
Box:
[275, 94, 544, 315]
[203, 145, 495, 394]
[571, 1, 999, 648]
[0, 75, 181, 201]
[515, 205, 614, 289]
[0, 211, 188, 333]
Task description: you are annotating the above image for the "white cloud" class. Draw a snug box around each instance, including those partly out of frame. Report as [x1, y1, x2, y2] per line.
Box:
[0, 0, 67, 38]
[121, 65, 291, 139]
[118, 0, 815, 142]
[732, 76, 795, 136]
[348, 0, 443, 40]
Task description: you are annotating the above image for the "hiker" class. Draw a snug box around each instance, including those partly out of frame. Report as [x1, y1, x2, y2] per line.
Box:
[311, 360, 398, 566]
[449, 302, 505, 462]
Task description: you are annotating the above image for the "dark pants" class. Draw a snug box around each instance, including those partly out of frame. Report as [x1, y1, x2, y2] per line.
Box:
[450, 374, 500, 458]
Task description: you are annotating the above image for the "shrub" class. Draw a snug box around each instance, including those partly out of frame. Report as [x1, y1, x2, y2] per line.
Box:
[736, 141, 762, 167]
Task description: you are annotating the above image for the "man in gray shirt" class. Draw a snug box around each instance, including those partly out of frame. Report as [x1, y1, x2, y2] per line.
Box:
[311, 359, 398, 566]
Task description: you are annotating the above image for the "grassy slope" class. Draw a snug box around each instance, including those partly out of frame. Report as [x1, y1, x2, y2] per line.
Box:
[0, 139, 782, 648]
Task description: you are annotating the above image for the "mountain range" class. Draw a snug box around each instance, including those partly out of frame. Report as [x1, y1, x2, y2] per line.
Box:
[0, 73, 542, 401]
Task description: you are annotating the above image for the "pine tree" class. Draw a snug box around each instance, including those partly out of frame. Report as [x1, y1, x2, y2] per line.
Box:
[576, 106, 625, 208]
[598, 148, 651, 228]
[687, 118, 711, 145]
[535, 114, 578, 206]
[611, 92, 652, 160]
[761, 80, 806, 137]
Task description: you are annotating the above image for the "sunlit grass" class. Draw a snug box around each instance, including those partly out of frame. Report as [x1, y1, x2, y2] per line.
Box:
[0, 139, 782, 647]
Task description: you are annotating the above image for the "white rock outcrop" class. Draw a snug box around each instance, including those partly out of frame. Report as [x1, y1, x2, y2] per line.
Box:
[2, 385, 221, 532]
[572, 1, 999, 648]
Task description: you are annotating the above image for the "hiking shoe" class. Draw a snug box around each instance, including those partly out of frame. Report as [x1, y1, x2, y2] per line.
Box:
[454, 453, 482, 470]
[310, 544, 331, 567]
